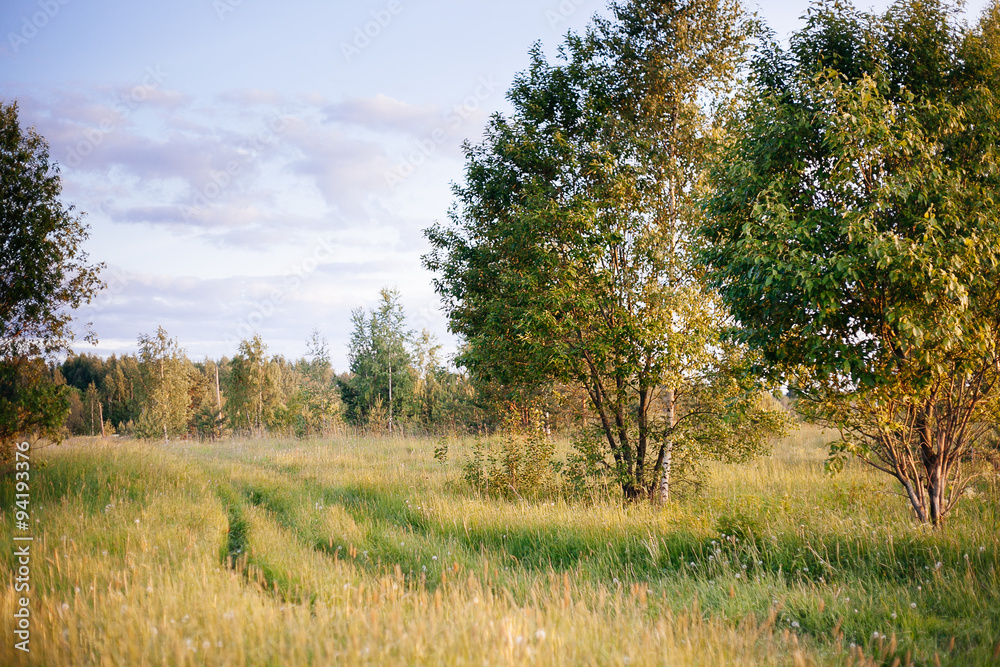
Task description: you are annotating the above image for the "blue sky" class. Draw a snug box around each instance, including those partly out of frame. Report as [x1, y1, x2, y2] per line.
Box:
[2, 0, 993, 369]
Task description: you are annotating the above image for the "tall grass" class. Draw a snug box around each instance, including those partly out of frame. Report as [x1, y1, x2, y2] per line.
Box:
[2, 426, 998, 665]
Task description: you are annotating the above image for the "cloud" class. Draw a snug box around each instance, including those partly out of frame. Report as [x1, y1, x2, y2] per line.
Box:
[215, 89, 285, 106]
[76, 259, 453, 369]
[323, 93, 441, 136]
[12, 87, 463, 256]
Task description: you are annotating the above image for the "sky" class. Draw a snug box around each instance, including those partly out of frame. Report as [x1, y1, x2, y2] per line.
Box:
[2, 0, 994, 370]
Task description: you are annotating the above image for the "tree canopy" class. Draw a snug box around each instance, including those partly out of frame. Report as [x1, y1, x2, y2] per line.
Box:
[1, 100, 103, 358]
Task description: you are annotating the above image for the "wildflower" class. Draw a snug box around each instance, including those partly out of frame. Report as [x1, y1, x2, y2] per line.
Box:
[791, 621, 800, 628]
[432, 555, 437, 560]
[935, 561, 942, 570]
[980, 546, 986, 553]
[135, 518, 140, 524]
[910, 603, 917, 609]
[872, 631, 880, 639]
[891, 612, 897, 619]
[203, 641, 211, 649]
[61, 603, 69, 611]
[735, 573, 741, 579]
[535, 629, 546, 641]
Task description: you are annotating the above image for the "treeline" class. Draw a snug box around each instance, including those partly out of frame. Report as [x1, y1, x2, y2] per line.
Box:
[56, 289, 489, 439]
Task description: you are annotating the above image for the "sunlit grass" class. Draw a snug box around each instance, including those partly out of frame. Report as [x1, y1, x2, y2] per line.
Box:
[2, 425, 998, 665]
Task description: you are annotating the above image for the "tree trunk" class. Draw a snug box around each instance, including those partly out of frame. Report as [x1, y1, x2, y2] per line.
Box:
[658, 389, 676, 505]
[215, 363, 222, 431]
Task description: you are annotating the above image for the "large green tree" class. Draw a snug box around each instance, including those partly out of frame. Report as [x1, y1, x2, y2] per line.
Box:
[425, 0, 786, 500]
[1, 100, 103, 465]
[1, 101, 103, 358]
[701, 0, 1000, 525]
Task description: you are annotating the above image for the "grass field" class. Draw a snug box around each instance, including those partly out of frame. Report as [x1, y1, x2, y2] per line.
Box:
[2, 426, 998, 665]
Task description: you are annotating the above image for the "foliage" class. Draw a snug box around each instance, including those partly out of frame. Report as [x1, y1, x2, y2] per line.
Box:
[134, 327, 192, 439]
[0, 100, 104, 358]
[0, 356, 68, 472]
[425, 0, 787, 500]
[282, 330, 341, 436]
[340, 288, 415, 430]
[0, 100, 102, 462]
[460, 407, 557, 497]
[226, 334, 282, 435]
[700, 0, 1000, 525]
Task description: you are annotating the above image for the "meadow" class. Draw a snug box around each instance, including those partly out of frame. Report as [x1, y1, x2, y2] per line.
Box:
[2, 426, 998, 666]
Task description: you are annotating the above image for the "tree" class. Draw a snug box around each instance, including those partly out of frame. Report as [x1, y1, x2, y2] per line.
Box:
[425, 0, 787, 501]
[340, 288, 415, 431]
[1, 100, 103, 465]
[0, 357, 68, 473]
[291, 330, 341, 435]
[226, 334, 281, 435]
[1, 100, 104, 358]
[700, 0, 1000, 525]
[135, 327, 192, 440]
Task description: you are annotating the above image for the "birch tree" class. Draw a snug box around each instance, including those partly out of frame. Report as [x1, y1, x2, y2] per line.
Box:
[425, 0, 787, 500]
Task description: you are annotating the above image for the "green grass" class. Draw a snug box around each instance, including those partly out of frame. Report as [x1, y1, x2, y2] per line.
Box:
[2, 426, 998, 665]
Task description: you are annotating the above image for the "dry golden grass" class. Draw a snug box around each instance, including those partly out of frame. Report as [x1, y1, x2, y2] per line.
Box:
[1, 426, 997, 665]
